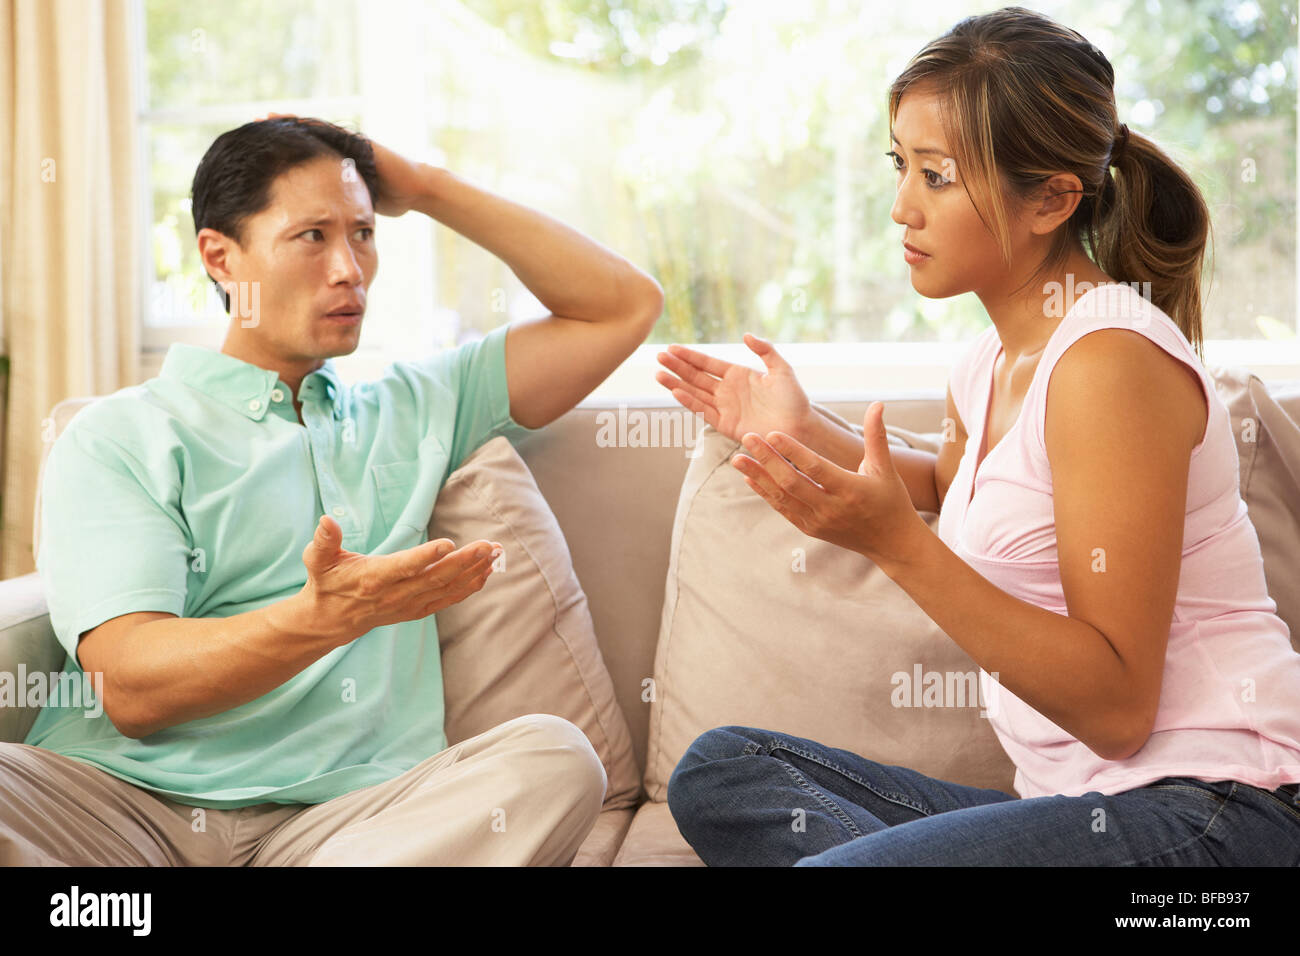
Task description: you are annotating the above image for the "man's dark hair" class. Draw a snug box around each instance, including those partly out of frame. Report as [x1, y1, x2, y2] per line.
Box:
[190, 117, 380, 312]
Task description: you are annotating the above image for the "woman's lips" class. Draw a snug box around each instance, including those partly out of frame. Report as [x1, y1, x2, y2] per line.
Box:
[903, 243, 931, 266]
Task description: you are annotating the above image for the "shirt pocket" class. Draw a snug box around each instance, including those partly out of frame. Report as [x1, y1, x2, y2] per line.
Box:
[369, 436, 451, 538]
[371, 458, 422, 533]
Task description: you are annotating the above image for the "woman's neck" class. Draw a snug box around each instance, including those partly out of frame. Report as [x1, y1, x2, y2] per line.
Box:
[976, 247, 1114, 362]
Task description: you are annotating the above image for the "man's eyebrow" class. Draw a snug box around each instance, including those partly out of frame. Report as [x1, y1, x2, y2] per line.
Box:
[890, 133, 947, 157]
[284, 213, 376, 231]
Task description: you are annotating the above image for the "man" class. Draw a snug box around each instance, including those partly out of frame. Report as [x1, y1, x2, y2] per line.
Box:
[1, 116, 662, 866]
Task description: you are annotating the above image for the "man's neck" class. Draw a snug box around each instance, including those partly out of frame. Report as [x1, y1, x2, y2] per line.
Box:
[220, 328, 324, 402]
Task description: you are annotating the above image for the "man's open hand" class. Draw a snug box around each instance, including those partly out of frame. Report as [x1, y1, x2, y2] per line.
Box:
[298, 515, 501, 646]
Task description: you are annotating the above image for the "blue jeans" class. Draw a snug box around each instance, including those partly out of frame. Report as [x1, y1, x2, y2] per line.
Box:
[666, 725, 1300, 866]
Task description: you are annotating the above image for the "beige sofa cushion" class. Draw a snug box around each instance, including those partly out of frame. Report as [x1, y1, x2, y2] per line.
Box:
[1211, 366, 1300, 650]
[642, 419, 1019, 805]
[571, 807, 636, 867]
[431, 436, 641, 813]
[613, 801, 704, 866]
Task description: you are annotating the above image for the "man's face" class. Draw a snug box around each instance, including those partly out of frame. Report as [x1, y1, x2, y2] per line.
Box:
[207, 153, 377, 365]
[888, 87, 1025, 301]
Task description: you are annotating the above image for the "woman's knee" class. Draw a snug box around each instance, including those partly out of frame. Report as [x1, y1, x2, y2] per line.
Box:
[667, 725, 771, 807]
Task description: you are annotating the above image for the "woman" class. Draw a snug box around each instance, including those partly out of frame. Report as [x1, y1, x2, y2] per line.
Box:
[655, 6, 1300, 866]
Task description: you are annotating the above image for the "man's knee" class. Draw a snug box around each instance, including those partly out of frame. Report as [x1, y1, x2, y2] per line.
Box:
[0, 740, 33, 768]
[497, 713, 607, 808]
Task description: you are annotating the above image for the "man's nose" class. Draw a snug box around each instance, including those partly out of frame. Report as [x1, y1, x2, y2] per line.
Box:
[328, 238, 364, 285]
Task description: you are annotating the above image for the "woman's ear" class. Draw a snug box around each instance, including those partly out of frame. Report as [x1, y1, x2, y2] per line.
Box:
[1026, 172, 1085, 235]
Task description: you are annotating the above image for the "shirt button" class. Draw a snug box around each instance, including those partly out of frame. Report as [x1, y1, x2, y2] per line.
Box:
[248, 399, 261, 412]
[271, 388, 285, 402]
[332, 506, 346, 517]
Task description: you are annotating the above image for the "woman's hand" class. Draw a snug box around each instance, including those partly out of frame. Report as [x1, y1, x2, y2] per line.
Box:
[732, 402, 927, 570]
[254, 112, 429, 217]
[655, 333, 814, 444]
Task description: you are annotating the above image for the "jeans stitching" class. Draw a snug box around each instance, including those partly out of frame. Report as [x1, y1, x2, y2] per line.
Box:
[1147, 780, 1300, 825]
[1123, 781, 1236, 866]
[761, 736, 930, 817]
[1144, 783, 1228, 802]
[775, 760, 865, 839]
[1247, 786, 1300, 826]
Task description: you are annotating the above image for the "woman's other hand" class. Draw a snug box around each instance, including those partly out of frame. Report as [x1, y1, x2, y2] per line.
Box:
[732, 403, 927, 570]
[655, 333, 815, 444]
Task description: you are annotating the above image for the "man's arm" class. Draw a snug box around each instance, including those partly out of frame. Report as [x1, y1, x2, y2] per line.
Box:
[79, 521, 500, 739]
[412, 166, 664, 429]
[78, 601, 340, 739]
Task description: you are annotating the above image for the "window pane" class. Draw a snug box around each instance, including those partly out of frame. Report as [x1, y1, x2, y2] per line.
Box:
[148, 122, 241, 327]
[439, 0, 1296, 345]
[143, 0, 1296, 349]
[144, 0, 358, 109]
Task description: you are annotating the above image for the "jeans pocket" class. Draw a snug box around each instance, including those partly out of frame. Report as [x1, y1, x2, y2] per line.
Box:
[1248, 783, 1300, 826]
[1147, 777, 1300, 829]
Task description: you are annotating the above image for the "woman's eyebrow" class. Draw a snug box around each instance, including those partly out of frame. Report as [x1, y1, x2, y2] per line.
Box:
[890, 133, 947, 157]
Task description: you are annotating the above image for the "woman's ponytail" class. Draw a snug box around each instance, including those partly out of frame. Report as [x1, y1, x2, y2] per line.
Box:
[1088, 125, 1211, 361]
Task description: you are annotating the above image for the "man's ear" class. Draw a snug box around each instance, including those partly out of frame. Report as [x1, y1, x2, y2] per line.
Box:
[197, 227, 238, 289]
[1026, 172, 1085, 236]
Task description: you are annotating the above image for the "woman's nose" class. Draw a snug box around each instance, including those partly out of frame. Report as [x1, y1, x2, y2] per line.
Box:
[891, 179, 920, 228]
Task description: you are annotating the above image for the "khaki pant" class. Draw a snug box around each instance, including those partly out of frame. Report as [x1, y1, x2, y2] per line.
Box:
[0, 713, 606, 866]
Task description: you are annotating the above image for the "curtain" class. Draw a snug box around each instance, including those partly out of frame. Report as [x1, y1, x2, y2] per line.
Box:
[0, 0, 141, 579]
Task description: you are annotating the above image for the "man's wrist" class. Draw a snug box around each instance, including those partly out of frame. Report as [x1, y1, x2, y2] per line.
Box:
[411, 163, 452, 221]
[268, 590, 351, 652]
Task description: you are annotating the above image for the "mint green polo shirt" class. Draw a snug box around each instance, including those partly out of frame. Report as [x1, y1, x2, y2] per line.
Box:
[25, 323, 538, 808]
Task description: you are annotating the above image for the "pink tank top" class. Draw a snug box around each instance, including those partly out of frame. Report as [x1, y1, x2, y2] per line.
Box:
[937, 282, 1300, 798]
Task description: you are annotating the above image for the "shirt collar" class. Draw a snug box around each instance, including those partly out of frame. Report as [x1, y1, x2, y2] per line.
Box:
[159, 344, 344, 421]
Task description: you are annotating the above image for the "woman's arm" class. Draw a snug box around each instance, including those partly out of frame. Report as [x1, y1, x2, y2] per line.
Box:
[734, 330, 1207, 760]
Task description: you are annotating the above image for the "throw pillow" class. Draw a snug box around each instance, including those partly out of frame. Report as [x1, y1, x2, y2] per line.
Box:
[431, 436, 641, 811]
[643, 418, 1018, 802]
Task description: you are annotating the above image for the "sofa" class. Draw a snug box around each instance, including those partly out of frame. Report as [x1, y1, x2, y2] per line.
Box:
[3, 364, 1299, 866]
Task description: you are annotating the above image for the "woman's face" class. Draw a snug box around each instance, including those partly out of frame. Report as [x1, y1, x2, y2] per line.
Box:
[889, 87, 1014, 300]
